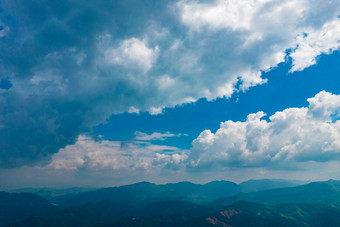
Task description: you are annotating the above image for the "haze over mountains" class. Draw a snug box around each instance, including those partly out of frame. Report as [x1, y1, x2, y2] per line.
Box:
[2, 179, 340, 227]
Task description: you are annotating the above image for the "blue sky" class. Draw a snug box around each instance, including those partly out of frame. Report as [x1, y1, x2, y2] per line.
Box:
[1, 0, 340, 189]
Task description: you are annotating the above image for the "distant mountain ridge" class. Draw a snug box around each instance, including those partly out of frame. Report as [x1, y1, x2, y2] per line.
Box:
[3, 179, 340, 227]
[214, 180, 340, 206]
[8, 187, 96, 199]
[239, 179, 302, 193]
[49, 179, 301, 207]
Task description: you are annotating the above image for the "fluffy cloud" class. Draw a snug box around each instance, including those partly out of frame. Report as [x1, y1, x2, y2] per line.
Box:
[178, 0, 268, 31]
[290, 20, 340, 72]
[1, 0, 340, 167]
[189, 91, 340, 169]
[46, 135, 188, 171]
[178, 0, 340, 74]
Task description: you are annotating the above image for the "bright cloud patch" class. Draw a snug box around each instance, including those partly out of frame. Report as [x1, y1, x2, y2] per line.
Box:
[189, 91, 340, 168]
[134, 131, 180, 141]
[178, 0, 267, 31]
[290, 20, 340, 72]
[104, 37, 159, 72]
[1, 0, 340, 167]
[178, 0, 340, 74]
[47, 135, 188, 171]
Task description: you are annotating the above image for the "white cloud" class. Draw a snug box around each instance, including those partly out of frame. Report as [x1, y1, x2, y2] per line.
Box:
[128, 106, 141, 114]
[156, 75, 176, 90]
[178, 0, 270, 31]
[134, 131, 180, 141]
[290, 20, 340, 72]
[189, 91, 340, 168]
[104, 37, 159, 72]
[307, 90, 340, 121]
[47, 135, 188, 171]
[178, 0, 340, 76]
[149, 106, 164, 115]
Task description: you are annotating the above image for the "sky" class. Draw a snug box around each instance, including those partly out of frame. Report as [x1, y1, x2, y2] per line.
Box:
[1, 0, 340, 189]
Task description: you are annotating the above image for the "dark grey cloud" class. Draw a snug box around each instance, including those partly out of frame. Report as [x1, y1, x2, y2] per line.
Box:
[0, 0, 177, 167]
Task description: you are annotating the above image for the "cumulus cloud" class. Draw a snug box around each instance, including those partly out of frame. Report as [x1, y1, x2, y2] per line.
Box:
[189, 91, 340, 169]
[1, 0, 340, 167]
[178, 0, 340, 74]
[46, 135, 188, 171]
[290, 20, 340, 72]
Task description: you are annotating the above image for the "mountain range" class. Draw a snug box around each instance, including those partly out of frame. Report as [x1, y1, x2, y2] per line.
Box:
[2, 179, 340, 227]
